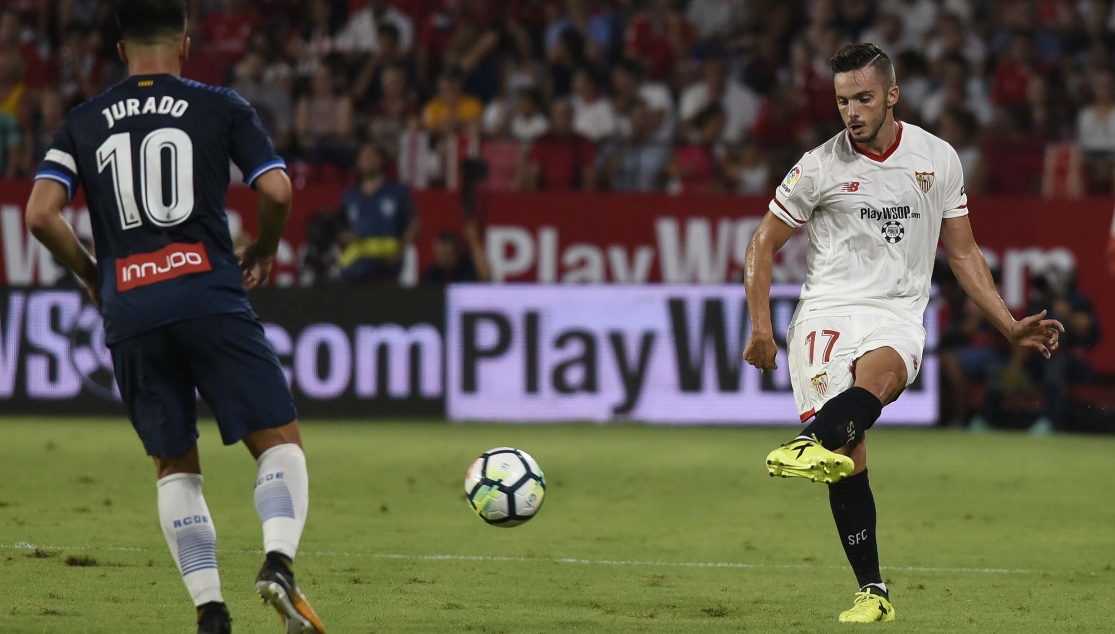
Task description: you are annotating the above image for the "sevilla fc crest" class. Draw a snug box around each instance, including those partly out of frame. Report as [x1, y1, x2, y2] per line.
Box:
[915, 171, 934, 193]
[810, 371, 830, 396]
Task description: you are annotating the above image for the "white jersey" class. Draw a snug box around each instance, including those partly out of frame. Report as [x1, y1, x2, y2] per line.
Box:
[769, 121, 968, 327]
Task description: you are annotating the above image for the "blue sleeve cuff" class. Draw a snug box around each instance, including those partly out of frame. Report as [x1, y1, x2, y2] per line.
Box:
[35, 170, 75, 200]
[245, 159, 287, 186]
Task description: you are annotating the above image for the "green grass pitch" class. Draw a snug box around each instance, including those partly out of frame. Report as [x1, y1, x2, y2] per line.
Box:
[1, 418, 1114, 633]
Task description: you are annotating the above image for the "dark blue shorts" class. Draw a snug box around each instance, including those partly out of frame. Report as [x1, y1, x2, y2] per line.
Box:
[110, 312, 298, 458]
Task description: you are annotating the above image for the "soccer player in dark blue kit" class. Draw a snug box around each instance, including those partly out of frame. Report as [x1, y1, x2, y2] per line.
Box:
[25, 2, 326, 633]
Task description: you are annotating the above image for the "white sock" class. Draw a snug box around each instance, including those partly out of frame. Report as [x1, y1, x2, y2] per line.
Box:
[255, 443, 309, 559]
[156, 473, 223, 606]
[863, 582, 888, 595]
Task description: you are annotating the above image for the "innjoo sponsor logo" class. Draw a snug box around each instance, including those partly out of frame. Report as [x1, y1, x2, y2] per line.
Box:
[115, 242, 211, 291]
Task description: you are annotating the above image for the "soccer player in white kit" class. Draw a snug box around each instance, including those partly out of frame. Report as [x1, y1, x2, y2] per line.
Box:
[742, 44, 1065, 623]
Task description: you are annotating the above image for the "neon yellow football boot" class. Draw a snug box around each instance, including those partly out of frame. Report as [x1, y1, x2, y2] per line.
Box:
[839, 588, 896, 623]
[765, 435, 854, 483]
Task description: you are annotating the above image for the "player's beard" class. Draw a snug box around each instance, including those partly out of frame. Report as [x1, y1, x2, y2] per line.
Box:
[852, 107, 890, 145]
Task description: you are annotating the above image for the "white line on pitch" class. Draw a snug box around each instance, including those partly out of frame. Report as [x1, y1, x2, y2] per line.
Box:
[1, 542, 1049, 575]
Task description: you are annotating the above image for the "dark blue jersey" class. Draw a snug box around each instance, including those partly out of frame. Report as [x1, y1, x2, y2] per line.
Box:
[35, 74, 286, 345]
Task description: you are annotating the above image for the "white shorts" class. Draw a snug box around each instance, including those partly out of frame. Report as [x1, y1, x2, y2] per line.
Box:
[787, 314, 926, 423]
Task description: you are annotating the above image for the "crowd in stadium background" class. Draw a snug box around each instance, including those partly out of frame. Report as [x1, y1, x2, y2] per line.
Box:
[4, 0, 1115, 194]
[0, 0, 1112, 433]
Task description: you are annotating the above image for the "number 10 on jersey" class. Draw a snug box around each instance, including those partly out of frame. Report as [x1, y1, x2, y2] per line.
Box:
[97, 128, 194, 230]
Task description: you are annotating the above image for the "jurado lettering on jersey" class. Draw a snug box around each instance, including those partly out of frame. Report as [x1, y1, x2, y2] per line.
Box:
[101, 96, 189, 128]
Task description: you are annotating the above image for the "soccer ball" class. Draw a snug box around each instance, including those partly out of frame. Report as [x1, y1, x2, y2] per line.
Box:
[464, 447, 546, 527]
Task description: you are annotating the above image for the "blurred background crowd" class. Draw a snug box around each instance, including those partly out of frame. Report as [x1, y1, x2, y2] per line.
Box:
[2, 0, 1112, 431]
[6, 0, 1115, 194]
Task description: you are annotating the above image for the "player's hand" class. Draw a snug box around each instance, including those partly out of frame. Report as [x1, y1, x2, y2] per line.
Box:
[743, 332, 779, 372]
[236, 243, 274, 290]
[1008, 309, 1065, 359]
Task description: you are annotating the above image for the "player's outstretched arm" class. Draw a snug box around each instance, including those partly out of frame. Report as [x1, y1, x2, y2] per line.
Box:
[743, 212, 796, 371]
[26, 179, 99, 306]
[941, 215, 1064, 358]
[238, 169, 293, 290]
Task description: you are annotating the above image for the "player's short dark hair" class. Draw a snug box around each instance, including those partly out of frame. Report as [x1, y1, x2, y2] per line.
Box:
[116, 0, 187, 45]
[830, 43, 896, 88]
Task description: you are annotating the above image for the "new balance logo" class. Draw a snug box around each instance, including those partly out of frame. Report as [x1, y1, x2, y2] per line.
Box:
[840, 182, 860, 193]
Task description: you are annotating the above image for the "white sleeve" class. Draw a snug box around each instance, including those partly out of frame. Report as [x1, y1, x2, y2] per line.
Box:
[942, 146, 969, 218]
[769, 153, 822, 228]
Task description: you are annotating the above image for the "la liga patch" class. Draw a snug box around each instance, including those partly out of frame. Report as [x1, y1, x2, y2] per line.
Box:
[779, 164, 803, 196]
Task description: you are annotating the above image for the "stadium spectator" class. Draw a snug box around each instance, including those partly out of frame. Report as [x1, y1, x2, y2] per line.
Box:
[545, 0, 619, 64]
[231, 50, 293, 150]
[921, 54, 992, 128]
[840, 0, 877, 40]
[57, 0, 110, 32]
[286, 0, 344, 83]
[859, 12, 919, 57]
[666, 102, 724, 194]
[0, 11, 46, 89]
[1077, 69, 1115, 191]
[596, 99, 671, 192]
[350, 24, 415, 109]
[485, 87, 549, 143]
[884, 0, 938, 44]
[51, 27, 105, 110]
[366, 63, 419, 158]
[421, 217, 492, 284]
[1070, 69, 1115, 149]
[336, 0, 415, 54]
[679, 49, 759, 145]
[0, 55, 23, 178]
[432, 1, 501, 102]
[747, 83, 812, 164]
[1024, 270, 1101, 432]
[925, 12, 987, 70]
[202, 0, 259, 67]
[22, 87, 64, 175]
[890, 51, 932, 116]
[294, 65, 354, 166]
[336, 142, 420, 284]
[417, 0, 466, 89]
[182, 24, 232, 87]
[571, 65, 617, 142]
[547, 27, 586, 100]
[685, 0, 746, 41]
[1026, 74, 1073, 142]
[938, 108, 983, 193]
[991, 32, 1047, 107]
[936, 262, 1010, 428]
[723, 139, 771, 194]
[612, 57, 674, 143]
[518, 98, 594, 191]
[422, 66, 483, 132]
[981, 106, 1045, 195]
[624, 0, 694, 82]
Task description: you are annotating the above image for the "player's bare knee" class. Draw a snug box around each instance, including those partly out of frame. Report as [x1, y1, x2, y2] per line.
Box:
[154, 446, 201, 479]
[243, 420, 302, 459]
